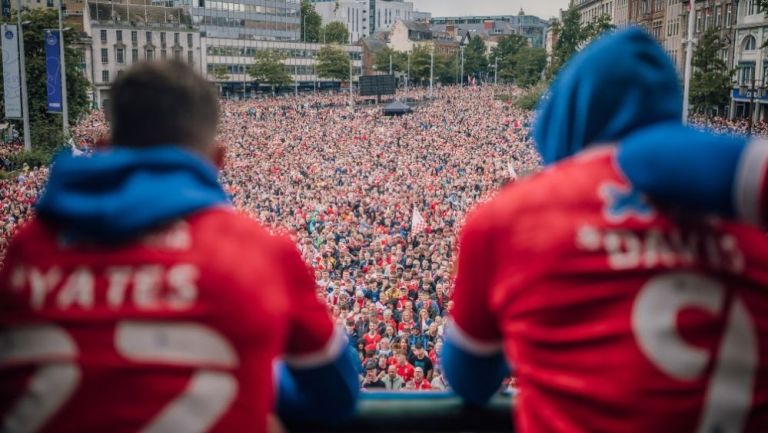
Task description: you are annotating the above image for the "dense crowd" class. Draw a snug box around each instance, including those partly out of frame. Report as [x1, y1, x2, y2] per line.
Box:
[3, 87, 762, 391]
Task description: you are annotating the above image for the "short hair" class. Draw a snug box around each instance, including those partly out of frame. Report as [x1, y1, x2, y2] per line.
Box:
[108, 60, 218, 149]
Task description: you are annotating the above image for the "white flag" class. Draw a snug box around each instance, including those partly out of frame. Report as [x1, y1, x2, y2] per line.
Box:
[507, 162, 518, 180]
[411, 207, 427, 235]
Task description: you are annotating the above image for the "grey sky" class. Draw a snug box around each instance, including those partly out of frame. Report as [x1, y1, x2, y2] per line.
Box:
[411, 0, 571, 20]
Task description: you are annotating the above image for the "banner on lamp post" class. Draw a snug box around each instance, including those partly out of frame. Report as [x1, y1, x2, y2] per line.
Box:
[44, 29, 63, 113]
[1, 24, 21, 119]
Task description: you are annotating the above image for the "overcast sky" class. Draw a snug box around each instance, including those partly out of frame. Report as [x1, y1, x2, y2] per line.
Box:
[411, 0, 571, 20]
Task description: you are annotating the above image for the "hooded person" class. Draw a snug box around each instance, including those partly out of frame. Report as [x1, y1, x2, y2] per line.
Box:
[0, 61, 359, 433]
[442, 27, 768, 433]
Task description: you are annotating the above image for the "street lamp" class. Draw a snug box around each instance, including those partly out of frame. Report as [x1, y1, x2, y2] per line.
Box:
[17, 1, 31, 151]
[740, 71, 765, 137]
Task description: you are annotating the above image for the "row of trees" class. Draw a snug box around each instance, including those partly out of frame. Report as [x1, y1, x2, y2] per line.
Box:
[246, 45, 353, 93]
[370, 34, 547, 88]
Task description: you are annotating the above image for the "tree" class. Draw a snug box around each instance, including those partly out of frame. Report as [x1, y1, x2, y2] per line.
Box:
[512, 47, 547, 88]
[248, 50, 292, 94]
[490, 34, 529, 83]
[409, 45, 432, 84]
[316, 45, 350, 82]
[549, 8, 614, 76]
[463, 35, 488, 80]
[434, 52, 457, 84]
[690, 28, 732, 115]
[300, 1, 322, 43]
[322, 21, 349, 44]
[211, 65, 229, 96]
[0, 8, 91, 154]
[373, 47, 407, 74]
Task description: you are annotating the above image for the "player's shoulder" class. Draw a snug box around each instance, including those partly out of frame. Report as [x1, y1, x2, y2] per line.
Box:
[186, 207, 297, 264]
[480, 146, 618, 222]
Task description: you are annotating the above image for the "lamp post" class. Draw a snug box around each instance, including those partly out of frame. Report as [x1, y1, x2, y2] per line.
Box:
[429, 45, 434, 98]
[58, 0, 69, 136]
[740, 71, 764, 137]
[682, 0, 696, 123]
[17, 0, 30, 151]
[494, 55, 498, 85]
[406, 50, 410, 100]
[460, 45, 464, 86]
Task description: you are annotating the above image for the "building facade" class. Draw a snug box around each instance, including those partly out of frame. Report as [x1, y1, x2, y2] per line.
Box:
[430, 12, 550, 48]
[166, 0, 301, 40]
[731, 0, 768, 120]
[310, 0, 427, 43]
[83, 1, 203, 107]
[202, 37, 362, 96]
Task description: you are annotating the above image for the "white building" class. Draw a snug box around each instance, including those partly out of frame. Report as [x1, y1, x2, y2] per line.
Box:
[731, 1, 768, 120]
[202, 37, 362, 96]
[83, 1, 203, 108]
[310, 0, 429, 43]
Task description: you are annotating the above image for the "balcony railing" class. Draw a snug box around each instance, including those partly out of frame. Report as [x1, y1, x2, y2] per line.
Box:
[287, 392, 514, 433]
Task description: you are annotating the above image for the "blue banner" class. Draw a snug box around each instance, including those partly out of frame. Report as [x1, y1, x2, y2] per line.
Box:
[44, 29, 62, 113]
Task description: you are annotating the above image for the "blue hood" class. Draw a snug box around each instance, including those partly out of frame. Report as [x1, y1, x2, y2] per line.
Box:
[37, 146, 230, 244]
[534, 27, 682, 165]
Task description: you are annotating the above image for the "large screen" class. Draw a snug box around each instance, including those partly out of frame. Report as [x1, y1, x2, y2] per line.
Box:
[359, 75, 396, 96]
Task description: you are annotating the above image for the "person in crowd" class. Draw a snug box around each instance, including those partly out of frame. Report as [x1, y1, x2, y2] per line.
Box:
[0, 61, 359, 432]
[382, 365, 405, 391]
[361, 361, 386, 390]
[409, 343, 434, 380]
[409, 367, 432, 390]
[443, 27, 768, 432]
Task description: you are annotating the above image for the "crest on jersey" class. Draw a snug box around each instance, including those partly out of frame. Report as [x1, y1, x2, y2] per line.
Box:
[599, 181, 656, 223]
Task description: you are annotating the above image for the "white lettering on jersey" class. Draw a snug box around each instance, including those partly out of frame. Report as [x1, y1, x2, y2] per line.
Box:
[10, 264, 200, 312]
[28, 267, 62, 311]
[632, 273, 758, 433]
[106, 267, 132, 309]
[576, 225, 745, 274]
[57, 267, 95, 310]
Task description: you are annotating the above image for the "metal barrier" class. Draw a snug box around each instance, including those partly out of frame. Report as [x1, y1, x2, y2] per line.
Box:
[287, 392, 514, 433]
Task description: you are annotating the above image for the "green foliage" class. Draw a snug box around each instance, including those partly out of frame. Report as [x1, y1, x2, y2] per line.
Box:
[322, 21, 349, 44]
[373, 47, 407, 74]
[4, 147, 57, 170]
[248, 50, 292, 93]
[408, 45, 432, 83]
[211, 64, 229, 81]
[463, 35, 488, 79]
[0, 9, 91, 153]
[434, 52, 457, 84]
[489, 35, 546, 87]
[512, 47, 547, 88]
[300, 1, 322, 43]
[316, 45, 350, 81]
[513, 82, 548, 110]
[549, 8, 615, 76]
[690, 28, 732, 115]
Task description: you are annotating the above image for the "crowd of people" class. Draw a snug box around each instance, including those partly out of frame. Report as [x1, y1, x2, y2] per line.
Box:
[1, 86, 763, 391]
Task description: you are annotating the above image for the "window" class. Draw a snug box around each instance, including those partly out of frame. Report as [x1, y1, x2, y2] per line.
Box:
[102, 70, 109, 83]
[146, 31, 152, 43]
[161, 49, 167, 59]
[132, 48, 139, 62]
[173, 49, 181, 60]
[116, 30, 122, 42]
[100, 29, 107, 43]
[715, 6, 722, 27]
[740, 64, 756, 85]
[174, 32, 180, 44]
[131, 31, 138, 43]
[116, 47, 124, 64]
[725, 4, 732, 27]
[146, 49, 154, 61]
[160, 32, 166, 45]
[188, 50, 194, 64]
[100, 48, 108, 64]
[187, 33, 193, 46]
[744, 35, 758, 51]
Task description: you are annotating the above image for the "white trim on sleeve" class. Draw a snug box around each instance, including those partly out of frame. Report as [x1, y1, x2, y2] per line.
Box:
[446, 319, 503, 357]
[283, 326, 347, 369]
[735, 138, 768, 226]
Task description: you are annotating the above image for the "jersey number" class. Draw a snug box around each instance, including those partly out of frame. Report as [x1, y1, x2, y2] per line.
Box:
[0, 322, 240, 433]
[632, 272, 758, 433]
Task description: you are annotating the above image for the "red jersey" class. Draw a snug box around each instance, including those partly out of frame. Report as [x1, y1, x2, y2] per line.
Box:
[412, 378, 431, 390]
[396, 362, 415, 382]
[451, 148, 768, 433]
[0, 209, 339, 433]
